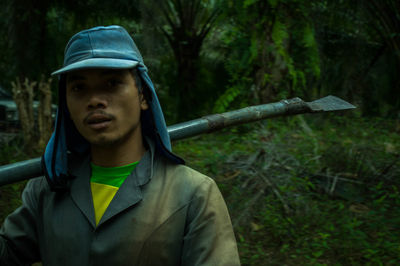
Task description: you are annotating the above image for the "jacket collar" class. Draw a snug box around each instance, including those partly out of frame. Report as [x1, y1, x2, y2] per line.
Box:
[68, 137, 156, 228]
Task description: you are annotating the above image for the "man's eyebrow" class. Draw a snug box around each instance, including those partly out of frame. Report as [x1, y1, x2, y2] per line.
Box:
[100, 70, 125, 76]
[66, 74, 85, 83]
[66, 70, 125, 83]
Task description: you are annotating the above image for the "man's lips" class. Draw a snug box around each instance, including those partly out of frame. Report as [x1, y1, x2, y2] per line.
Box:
[84, 111, 115, 130]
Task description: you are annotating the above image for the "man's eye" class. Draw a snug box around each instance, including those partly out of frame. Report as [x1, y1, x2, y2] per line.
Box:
[107, 79, 122, 87]
[70, 85, 84, 92]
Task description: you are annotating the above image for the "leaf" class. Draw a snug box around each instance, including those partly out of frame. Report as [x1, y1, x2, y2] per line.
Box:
[384, 142, 396, 153]
[243, 0, 258, 8]
[312, 250, 324, 258]
[251, 222, 262, 231]
[268, 0, 278, 8]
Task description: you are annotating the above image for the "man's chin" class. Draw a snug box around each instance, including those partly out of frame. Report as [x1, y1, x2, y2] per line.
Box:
[87, 135, 120, 147]
[83, 124, 141, 148]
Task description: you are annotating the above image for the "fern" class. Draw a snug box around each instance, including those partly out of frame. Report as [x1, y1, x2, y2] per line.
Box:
[302, 25, 321, 78]
[272, 19, 298, 90]
[213, 85, 242, 113]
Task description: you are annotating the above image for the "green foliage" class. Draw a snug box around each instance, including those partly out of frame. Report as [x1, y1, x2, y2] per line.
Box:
[214, 0, 321, 113]
[0, 136, 32, 166]
[271, 19, 298, 91]
[173, 116, 400, 265]
[213, 83, 246, 113]
[1, 0, 398, 119]
[0, 136, 39, 224]
[312, 0, 400, 116]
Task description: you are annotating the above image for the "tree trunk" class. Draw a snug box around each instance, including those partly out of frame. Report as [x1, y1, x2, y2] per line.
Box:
[37, 76, 53, 150]
[11, 78, 36, 153]
[175, 41, 201, 119]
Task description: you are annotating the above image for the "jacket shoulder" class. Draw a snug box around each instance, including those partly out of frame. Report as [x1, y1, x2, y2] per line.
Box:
[164, 162, 215, 188]
[23, 176, 52, 200]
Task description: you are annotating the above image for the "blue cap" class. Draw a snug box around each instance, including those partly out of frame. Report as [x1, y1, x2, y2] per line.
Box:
[52, 26, 142, 75]
[44, 25, 183, 189]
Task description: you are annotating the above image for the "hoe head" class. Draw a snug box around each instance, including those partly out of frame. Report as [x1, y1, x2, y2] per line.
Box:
[306, 95, 356, 112]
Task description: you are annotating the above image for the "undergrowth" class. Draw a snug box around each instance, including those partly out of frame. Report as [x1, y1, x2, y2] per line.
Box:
[173, 115, 400, 265]
[0, 135, 38, 224]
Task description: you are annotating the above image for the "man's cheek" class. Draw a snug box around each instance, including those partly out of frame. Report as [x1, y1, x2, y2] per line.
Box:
[70, 112, 81, 129]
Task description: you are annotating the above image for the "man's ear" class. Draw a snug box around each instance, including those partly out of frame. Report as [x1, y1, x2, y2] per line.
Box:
[140, 93, 149, 110]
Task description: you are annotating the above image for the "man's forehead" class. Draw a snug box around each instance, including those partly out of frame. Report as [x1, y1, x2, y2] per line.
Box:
[66, 68, 129, 82]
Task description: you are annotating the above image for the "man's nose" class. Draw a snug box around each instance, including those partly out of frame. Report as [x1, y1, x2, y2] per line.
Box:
[87, 93, 108, 109]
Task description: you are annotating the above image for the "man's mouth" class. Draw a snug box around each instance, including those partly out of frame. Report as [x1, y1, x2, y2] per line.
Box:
[84, 112, 114, 130]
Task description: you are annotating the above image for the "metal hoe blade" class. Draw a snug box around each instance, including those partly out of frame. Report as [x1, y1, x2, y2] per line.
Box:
[306, 95, 356, 112]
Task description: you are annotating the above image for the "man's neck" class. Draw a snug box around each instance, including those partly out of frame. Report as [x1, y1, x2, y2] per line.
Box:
[90, 134, 146, 167]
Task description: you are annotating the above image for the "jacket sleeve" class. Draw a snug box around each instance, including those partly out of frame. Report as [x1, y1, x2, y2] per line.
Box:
[181, 177, 241, 266]
[0, 179, 42, 265]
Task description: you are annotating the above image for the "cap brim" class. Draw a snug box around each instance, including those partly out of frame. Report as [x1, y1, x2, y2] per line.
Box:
[51, 58, 140, 76]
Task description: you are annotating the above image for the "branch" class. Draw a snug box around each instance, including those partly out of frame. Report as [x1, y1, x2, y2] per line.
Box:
[233, 181, 268, 228]
[198, 7, 221, 40]
[313, 173, 364, 184]
[160, 1, 178, 30]
[171, 0, 185, 28]
[256, 169, 292, 215]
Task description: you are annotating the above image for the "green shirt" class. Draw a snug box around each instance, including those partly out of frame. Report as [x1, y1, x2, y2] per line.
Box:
[90, 162, 138, 225]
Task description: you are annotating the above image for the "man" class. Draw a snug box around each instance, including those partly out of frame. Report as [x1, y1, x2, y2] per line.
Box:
[0, 26, 240, 265]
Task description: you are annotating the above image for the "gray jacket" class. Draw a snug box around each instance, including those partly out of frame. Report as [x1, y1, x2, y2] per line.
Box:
[0, 142, 240, 265]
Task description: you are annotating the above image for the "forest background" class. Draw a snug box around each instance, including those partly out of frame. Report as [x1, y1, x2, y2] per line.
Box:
[0, 0, 399, 265]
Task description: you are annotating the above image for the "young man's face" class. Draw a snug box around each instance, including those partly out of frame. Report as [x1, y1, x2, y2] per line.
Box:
[66, 68, 148, 147]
